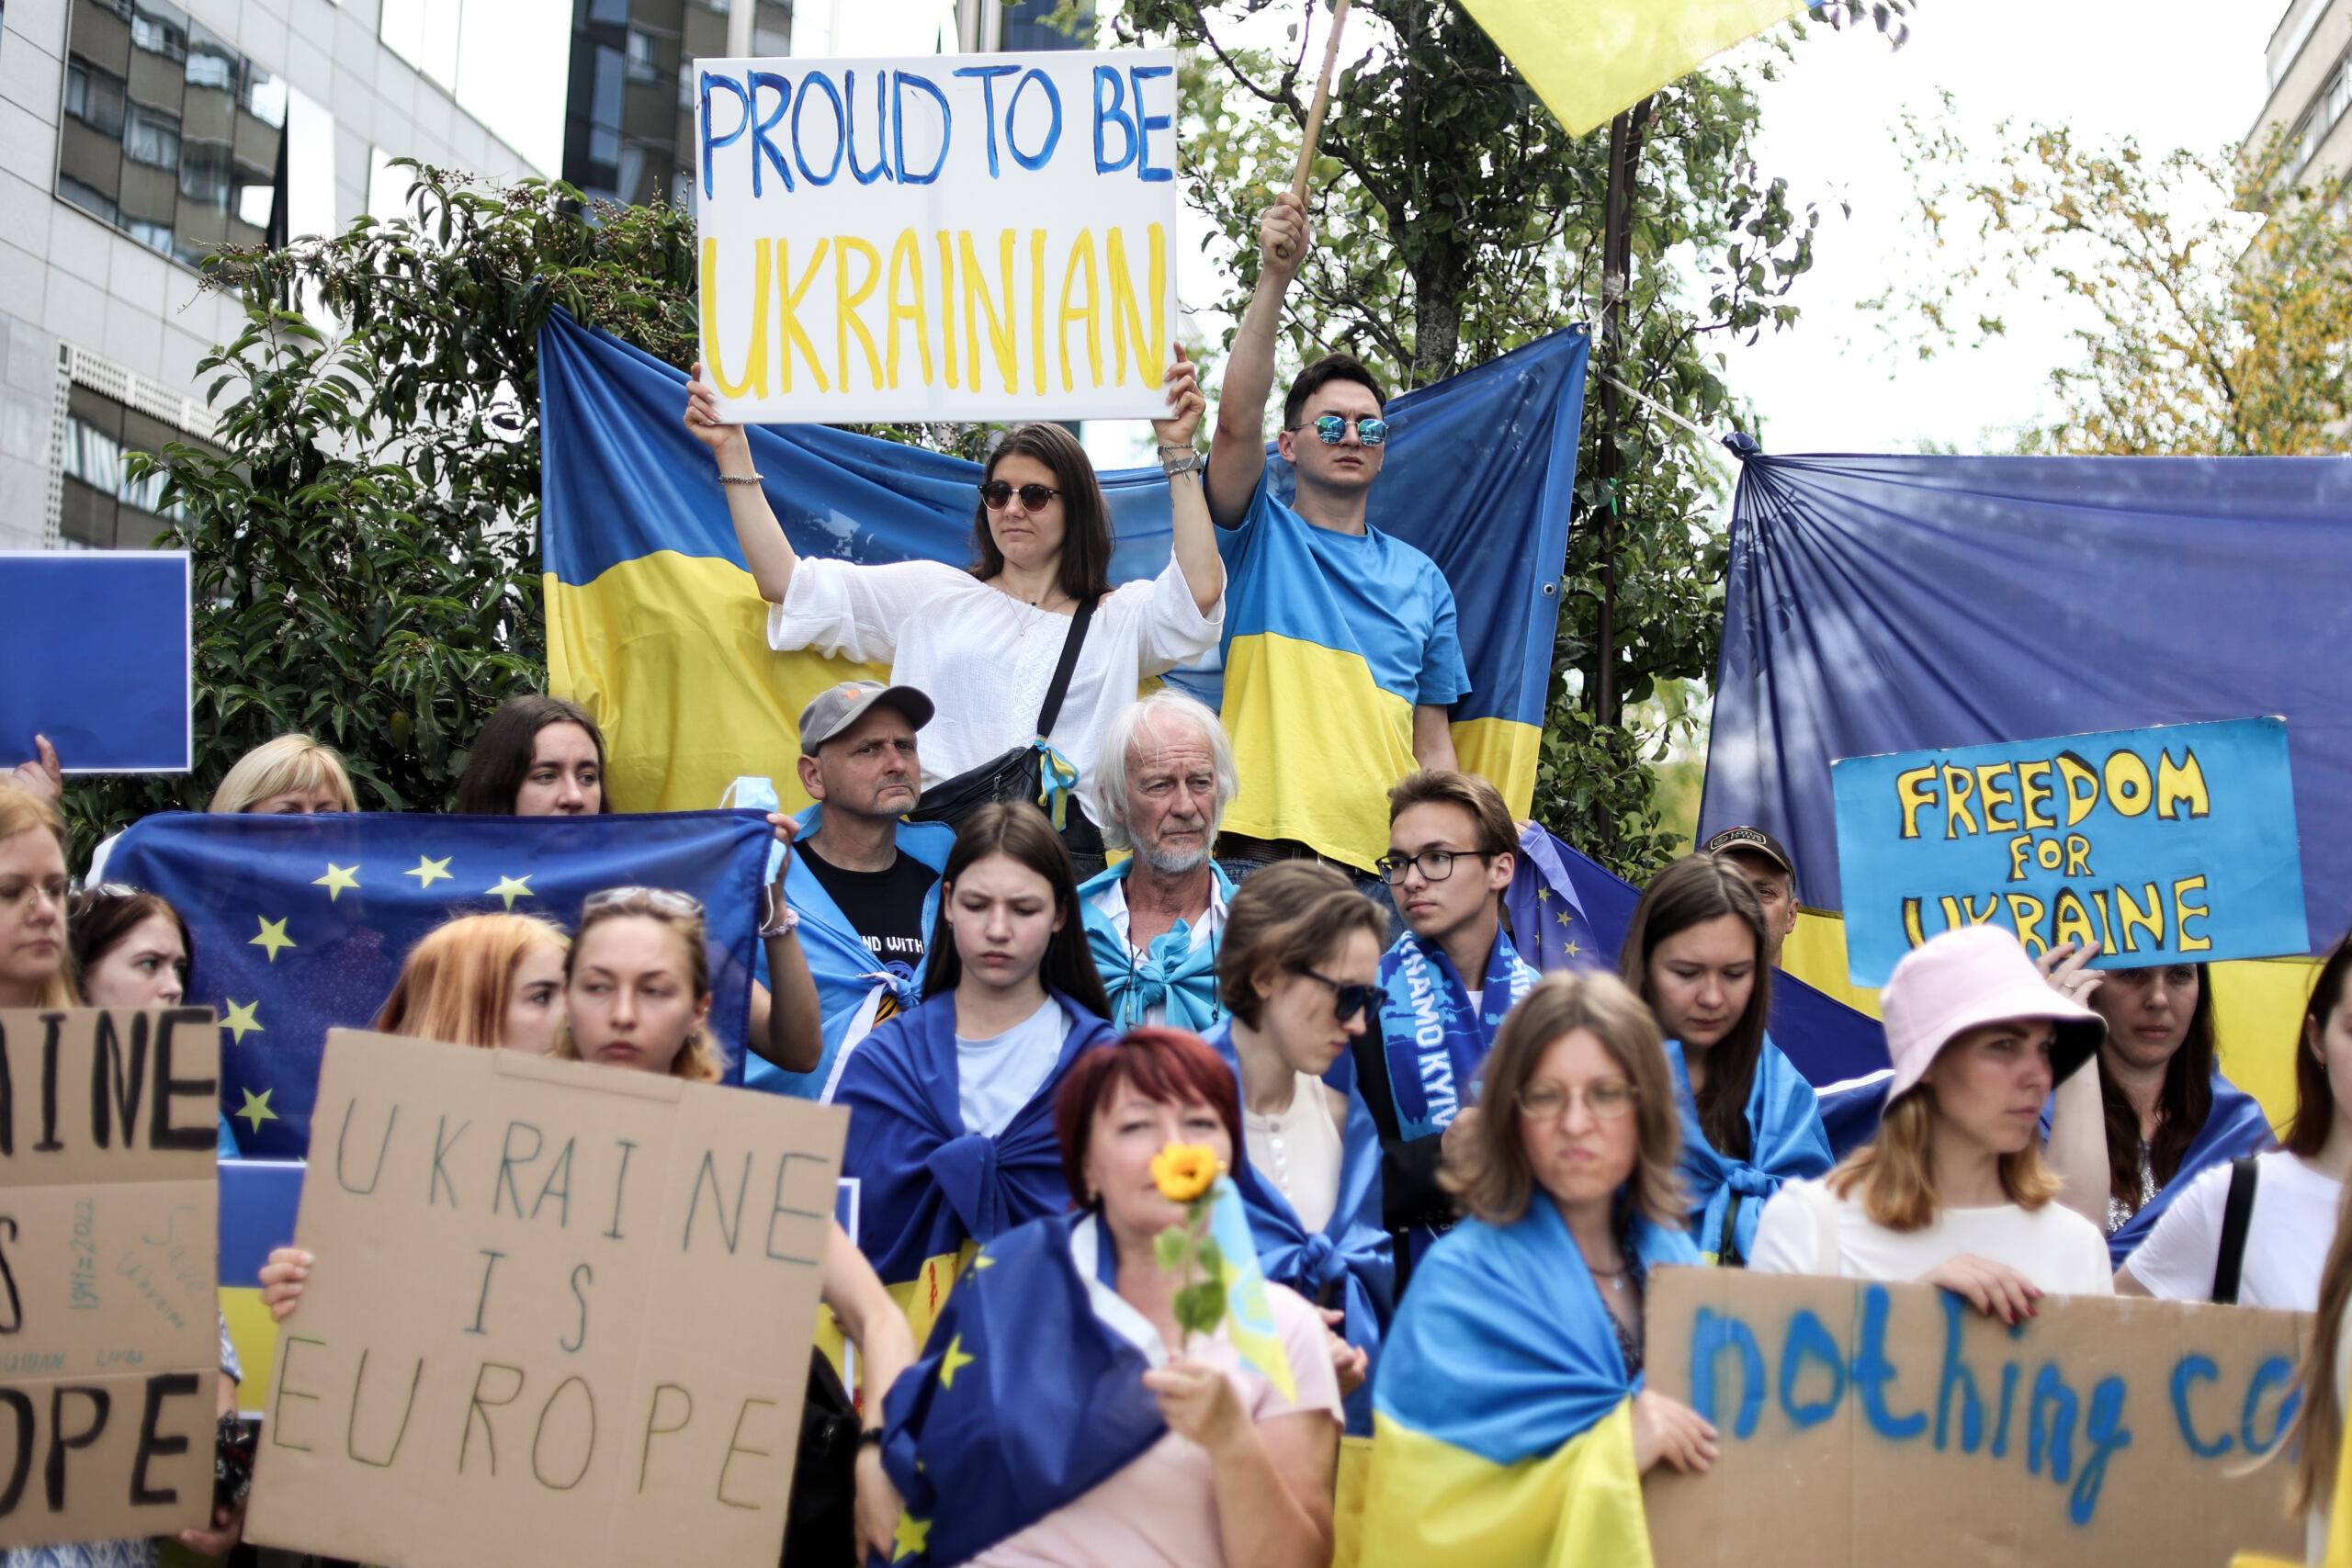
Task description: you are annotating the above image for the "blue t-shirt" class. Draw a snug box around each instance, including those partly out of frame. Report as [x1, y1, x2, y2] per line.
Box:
[1215, 479, 1469, 868]
[956, 998, 1073, 1138]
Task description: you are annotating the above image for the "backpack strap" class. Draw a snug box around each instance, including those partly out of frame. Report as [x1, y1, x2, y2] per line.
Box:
[2210, 1156, 2261, 1305]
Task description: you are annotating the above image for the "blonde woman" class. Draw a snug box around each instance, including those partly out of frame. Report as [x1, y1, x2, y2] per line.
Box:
[86, 732, 360, 884]
[372, 910, 571, 1055]
[1360, 971, 1717, 1568]
[1748, 925, 2111, 1318]
[0, 784, 74, 1009]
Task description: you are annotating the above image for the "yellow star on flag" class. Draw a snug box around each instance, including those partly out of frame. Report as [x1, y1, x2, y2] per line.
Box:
[312, 862, 360, 901]
[1555, 909, 1574, 927]
[403, 854, 453, 890]
[221, 998, 263, 1043]
[1535, 886, 1551, 902]
[485, 874, 535, 910]
[1565, 941, 1582, 958]
[891, 1514, 931, 1563]
[937, 1334, 976, 1391]
[972, 1252, 996, 1270]
[236, 1088, 277, 1134]
[249, 916, 296, 962]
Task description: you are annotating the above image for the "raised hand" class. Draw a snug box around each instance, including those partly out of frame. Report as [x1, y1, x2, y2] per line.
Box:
[1154, 349, 1206, 449]
[2034, 938, 2105, 1009]
[683, 362, 751, 463]
[1259, 192, 1310, 279]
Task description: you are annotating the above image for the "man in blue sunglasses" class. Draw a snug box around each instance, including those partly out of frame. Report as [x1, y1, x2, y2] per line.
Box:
[1201, 192, 1471, 894]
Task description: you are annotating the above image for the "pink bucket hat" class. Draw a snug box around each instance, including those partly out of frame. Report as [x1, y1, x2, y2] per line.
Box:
[1881, 924, 2106, 1105]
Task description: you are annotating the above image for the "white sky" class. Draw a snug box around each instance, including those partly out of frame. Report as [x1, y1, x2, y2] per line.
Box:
[1722, 0, 2284, 454]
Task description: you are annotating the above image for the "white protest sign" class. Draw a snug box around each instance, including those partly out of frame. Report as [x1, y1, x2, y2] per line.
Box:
[694, 49, 1182, 423]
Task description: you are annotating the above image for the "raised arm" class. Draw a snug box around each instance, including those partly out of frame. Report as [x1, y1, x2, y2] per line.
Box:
[2036, 942, 2113, 1230]
[1411, 706, 1459, 772]
[686, 363, 797, 604]
[1156, 349, 1225, 615]
[746, 812, 824, 1075]
[1206, 195, 1309, 527]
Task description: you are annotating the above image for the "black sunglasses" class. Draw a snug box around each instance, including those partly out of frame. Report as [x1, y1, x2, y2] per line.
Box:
[978, 480, 1060, 511]
[1297, 966, 1375, 1023]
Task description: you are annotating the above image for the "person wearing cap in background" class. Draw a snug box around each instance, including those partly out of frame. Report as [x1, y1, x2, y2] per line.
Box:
[1702, 824, 1800, 969]
[747, 681, 956, 1100]
[1746, 923, 2113, 1314]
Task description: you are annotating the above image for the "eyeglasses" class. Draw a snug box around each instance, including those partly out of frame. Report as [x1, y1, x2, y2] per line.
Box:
[978, 480, 1061, 511]
[1305, 414, 1388, 446]
[1516, 1080, 1638, 1122]
[581, 886, 705, 919]
[1295, 966, 1375, 1023]
[1373, 848, 1488, 886]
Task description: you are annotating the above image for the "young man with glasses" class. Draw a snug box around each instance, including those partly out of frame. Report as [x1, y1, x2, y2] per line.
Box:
[1349, 769, 1539, 1281]
[1204, 193, 1472, 886]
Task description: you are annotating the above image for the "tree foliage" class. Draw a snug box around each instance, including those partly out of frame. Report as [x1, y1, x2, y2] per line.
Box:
[1872, 104, 2352, 456]
[1117, 0, 1905, 874]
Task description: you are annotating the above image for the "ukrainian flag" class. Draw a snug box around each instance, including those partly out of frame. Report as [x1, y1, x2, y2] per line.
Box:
[1363, 1190, 1700, 1567]
[1460, 0, 1809, 136]
[537, 312, 1586, 825]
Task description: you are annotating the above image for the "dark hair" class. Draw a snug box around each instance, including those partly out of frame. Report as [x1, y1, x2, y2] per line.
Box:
[1282, 352, 1388, 432]
[922, 802, 1113, 1018]
[69, 888, 192, 988]
[1055, 1027, 1242, 1207]
[1216, 862, 1388, 1028]
[2095, 964, 2217, 1212]
[454, 695, 612, 815]
[2288, 931, 2352, 1157]
[1618, 853, 1773, 1162]
[971, 423, 1115, 605]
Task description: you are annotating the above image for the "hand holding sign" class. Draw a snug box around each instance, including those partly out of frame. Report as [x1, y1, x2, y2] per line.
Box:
[1153, 349, 1205, 449]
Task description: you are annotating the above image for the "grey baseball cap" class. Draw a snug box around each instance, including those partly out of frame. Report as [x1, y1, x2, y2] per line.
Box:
[797, 681, 934, 756]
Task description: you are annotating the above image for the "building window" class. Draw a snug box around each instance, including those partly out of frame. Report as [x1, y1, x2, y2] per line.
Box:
[57, 380, 224, 552]
[57, 1, 292, 270]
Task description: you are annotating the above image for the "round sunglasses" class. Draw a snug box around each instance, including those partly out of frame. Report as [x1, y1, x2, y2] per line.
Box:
[978, 480, 1061, 511]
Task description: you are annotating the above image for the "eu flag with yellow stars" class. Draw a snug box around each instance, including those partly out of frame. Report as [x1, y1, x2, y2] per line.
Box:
[104, 809, 773, 1157]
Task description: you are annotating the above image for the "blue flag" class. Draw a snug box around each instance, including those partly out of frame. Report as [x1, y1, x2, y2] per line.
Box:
[106, 809, 773, 1156]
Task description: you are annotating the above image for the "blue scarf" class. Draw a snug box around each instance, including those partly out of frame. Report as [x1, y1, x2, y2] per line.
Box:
[1375, 1190, 1699, 1462]
[2103, 1066, 2276, 1269]
[1203, 1020, 1394, 1435]
[1666, 1034, 1833, 1266]
[1375, 926, 1539, 1144]
[1077, 860, 1236, 1033]
[880, 1212, 1167, 1568]
[832, 988, 1116, 1285]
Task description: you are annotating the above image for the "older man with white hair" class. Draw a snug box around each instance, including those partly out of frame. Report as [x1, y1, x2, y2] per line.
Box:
[1078, 690, 1240, 1030]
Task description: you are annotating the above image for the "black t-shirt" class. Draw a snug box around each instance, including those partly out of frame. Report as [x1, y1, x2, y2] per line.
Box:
[799, 840, 938, 969]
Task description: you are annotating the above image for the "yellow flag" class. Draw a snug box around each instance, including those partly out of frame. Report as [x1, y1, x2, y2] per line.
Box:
[1458, 0, 1804, 134]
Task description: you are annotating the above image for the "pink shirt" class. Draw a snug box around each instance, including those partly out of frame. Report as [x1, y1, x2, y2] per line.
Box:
[970, 1221, 1344, 1568]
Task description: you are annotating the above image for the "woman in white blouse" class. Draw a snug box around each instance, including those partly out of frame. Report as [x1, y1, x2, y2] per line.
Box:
[684, 356, 1225, 878]
[1748, 924, 2115, 1318]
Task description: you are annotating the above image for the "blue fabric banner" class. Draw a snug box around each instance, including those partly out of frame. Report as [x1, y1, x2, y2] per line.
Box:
[0, 550, 191, 771]
[105, 810, 773, 1156]
[1831, 716, 2307, 986]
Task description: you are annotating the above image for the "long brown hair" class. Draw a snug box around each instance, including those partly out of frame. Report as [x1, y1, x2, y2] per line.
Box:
[2288, 933, 2352, 1158]
[2095, 964, 2217, 1212]
[1216, 862, 1387, 1028]
[1444, 970, 1684, 1231]
[970, 423, 1115, 604]
[1827, 1083, 2063, 1233]
[69, 888, 191, 996]
[922, 802, 1113, 1019]
[1620, 853, 1773, 1162]
[2293, 1178, 2352, 1517]
[454, 694, 612, 815]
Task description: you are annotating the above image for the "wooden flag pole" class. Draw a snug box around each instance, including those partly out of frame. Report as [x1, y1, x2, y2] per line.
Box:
[1290, 0, 1355, 203]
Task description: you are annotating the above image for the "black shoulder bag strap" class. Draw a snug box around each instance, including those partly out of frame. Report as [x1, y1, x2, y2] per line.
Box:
[2210, 1156, 2261, 1305]
[1033, 595, 1100, 742]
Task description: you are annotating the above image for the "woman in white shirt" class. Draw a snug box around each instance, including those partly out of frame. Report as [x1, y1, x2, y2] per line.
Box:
[2118, 933, 2352, 1312]
[1749, 924, 2114, 1318]
[684, 357, 1225, 879]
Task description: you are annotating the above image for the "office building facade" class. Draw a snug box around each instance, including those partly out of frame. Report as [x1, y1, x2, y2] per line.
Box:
[2249, 0, 2352, 187]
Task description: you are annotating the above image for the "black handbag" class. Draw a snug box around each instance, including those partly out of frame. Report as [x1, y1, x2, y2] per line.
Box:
[908, 595, 1099, 829]
[780, 1348, 862, 1568]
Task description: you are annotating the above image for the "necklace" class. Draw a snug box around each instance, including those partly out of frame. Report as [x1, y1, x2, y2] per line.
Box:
[1005, 586, 1070, 643]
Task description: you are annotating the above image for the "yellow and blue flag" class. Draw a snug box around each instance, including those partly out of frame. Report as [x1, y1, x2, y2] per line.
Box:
[537, 312, 1587, 827]
[1362, 1190, 1699, 1567]
[1202, 1172, 1300, 1404]
[879, 1213, 1168, 1568]
[1461, 0, 1807, 136]
[105, 808, 772, 1156]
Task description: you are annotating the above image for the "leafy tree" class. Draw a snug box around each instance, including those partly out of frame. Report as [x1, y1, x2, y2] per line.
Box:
[1871, 106, 2352, 456]
[1117, 0, 1905, 875]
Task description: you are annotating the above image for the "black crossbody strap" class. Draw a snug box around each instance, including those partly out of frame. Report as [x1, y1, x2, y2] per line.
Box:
[2210, 1156, 2261, 1305]
[1033, 595, 1099, 739]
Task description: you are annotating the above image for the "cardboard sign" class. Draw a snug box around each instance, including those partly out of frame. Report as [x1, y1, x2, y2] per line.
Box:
[1644, 1268, 2306, 1568]
[242, 1031, 847, 1568]
[694, 49, 1182, 423]
[0, 551, 193, 773]
[0, 1008, 221, 1549]
[1831, 716, 2307, 986]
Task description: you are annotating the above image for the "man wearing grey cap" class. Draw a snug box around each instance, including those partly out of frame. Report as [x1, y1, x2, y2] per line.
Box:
[1703, 824, 1801, 970]
[796, 681, 945, 972]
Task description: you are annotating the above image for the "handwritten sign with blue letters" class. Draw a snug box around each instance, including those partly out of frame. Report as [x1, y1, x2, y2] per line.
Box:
[694, 50, 1182, 423]
[1831, 717, 2306, 986]
[1643, 1268, 2305, 1568]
